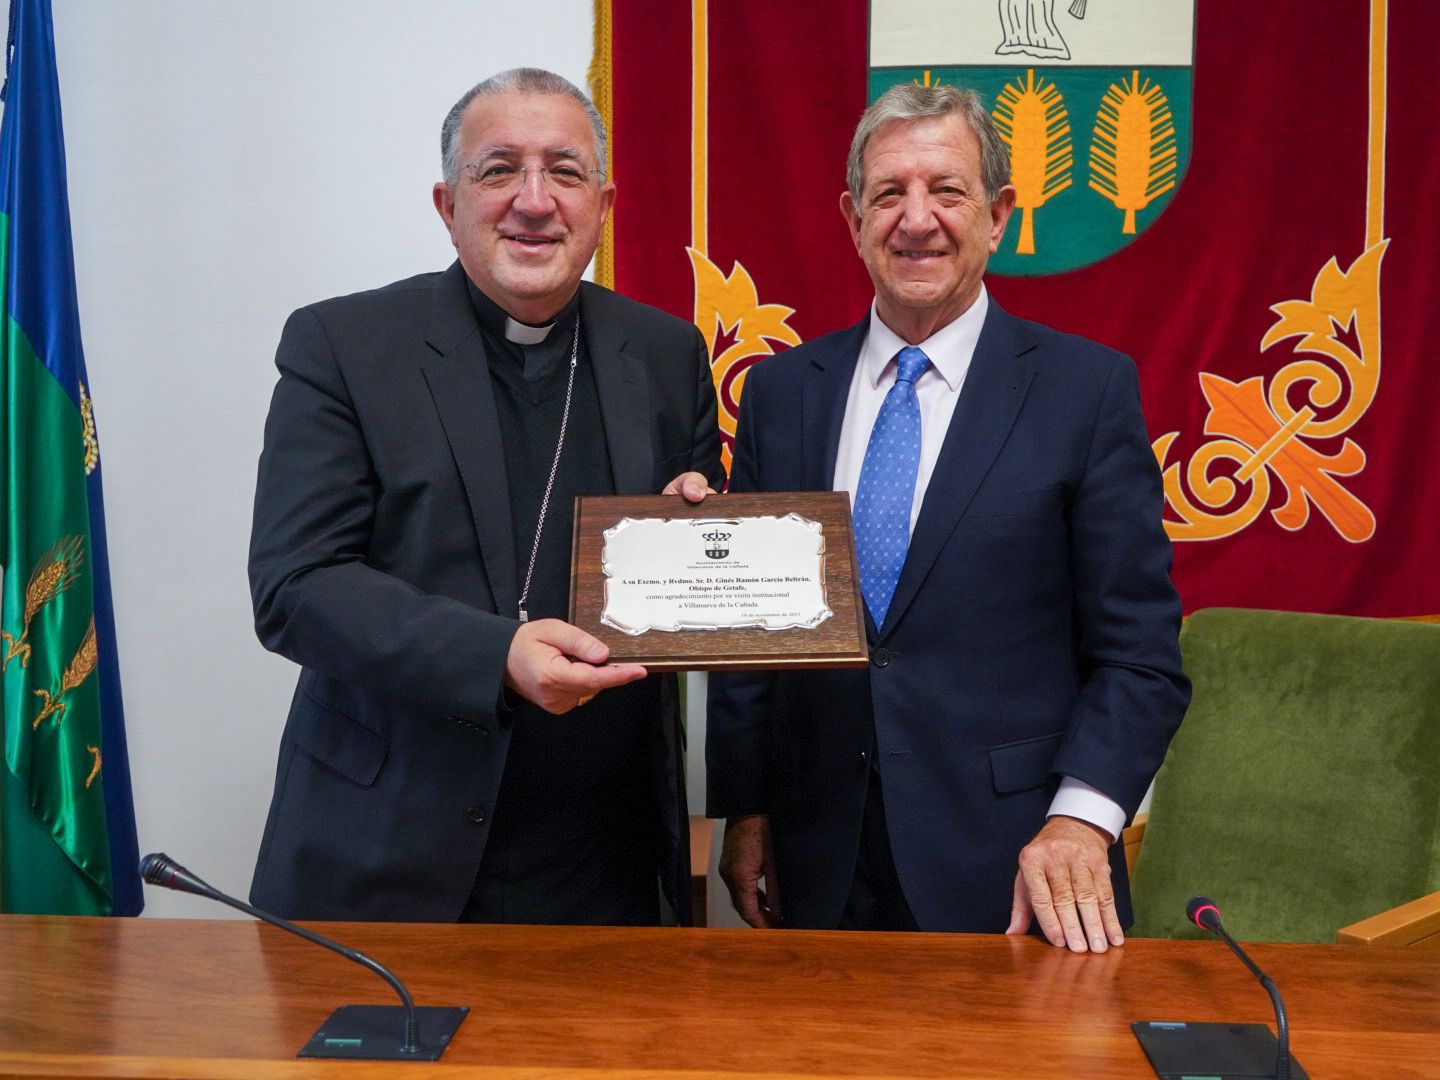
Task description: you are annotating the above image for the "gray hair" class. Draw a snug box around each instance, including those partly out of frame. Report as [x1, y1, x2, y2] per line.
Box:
[440, 67, 608, 186]
[845, 83, 1010, 204]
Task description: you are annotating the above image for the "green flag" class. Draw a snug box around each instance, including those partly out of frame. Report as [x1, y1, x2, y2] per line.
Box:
[0, 0, 142, 914]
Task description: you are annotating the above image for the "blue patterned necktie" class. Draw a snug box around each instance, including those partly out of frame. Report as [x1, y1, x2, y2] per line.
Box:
[853, 346, 930, 627]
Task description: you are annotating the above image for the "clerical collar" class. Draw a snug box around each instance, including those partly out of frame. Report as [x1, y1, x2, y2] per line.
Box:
[465, 277, 581, 345]
[505, 318, 550, 344]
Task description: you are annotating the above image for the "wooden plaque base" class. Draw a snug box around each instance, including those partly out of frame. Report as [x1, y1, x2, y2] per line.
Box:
[569, 491, 869, 671]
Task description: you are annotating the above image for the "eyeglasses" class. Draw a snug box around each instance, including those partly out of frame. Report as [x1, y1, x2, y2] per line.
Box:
[461, 161, 605, 194]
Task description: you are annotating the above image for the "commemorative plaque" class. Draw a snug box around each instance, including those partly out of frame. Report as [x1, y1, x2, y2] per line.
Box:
[569, 492, 869, 671]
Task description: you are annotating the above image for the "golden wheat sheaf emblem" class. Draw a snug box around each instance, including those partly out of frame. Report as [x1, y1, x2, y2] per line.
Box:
[2, 534, 85, 672]
[79, 379, 99, 475]
[1088, 70, 1178, 235]
[33, 615, 99, 728]
[993, 69, 1073, 255]
[869, 0, 1193, 272]
[688, 249, 801, 474]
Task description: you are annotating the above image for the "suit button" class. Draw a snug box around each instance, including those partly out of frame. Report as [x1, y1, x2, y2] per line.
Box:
[464, 807, 486, 824]
[859, 749, 869, 763]
[872, 647, 890, 668]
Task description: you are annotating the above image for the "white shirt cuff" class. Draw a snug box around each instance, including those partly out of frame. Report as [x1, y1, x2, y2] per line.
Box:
[1048, 777, 1126, 844]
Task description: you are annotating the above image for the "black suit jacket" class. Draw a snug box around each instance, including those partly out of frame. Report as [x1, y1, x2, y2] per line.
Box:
[249, 264, 722, 921]
[707, 302, 1190, 931]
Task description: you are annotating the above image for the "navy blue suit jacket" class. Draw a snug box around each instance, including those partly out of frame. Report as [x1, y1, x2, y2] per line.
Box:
[706, 301, 1189, 932]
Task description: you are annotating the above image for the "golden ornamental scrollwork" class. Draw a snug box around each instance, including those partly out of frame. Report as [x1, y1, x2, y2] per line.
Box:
[688, 249, 801, 474]
[1157, 0, 1387, 544]
[1155, 242, 1386, 542]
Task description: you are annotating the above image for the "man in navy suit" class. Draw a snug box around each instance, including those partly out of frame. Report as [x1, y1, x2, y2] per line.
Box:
[706, 83, 1189, 949]
[248, 69, 722, 924]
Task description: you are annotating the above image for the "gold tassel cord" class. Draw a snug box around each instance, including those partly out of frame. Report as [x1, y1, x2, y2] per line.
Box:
[2, 533, 85, 671]
[993, 69, 1073, 255]
[1088, 70, 1178, 234]
[32, 616, 98, 728]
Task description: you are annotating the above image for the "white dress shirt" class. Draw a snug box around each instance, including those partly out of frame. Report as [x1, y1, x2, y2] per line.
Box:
[832, 286, 1126, 843]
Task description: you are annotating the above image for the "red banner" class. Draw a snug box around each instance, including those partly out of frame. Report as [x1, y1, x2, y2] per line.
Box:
[602, 0, 1438, 618]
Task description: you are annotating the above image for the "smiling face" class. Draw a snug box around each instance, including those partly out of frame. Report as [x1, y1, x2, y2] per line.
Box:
[840, 113, 1015, 344]
[432, 91, 615, 324]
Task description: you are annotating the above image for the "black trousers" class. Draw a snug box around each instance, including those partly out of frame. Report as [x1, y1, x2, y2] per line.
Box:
[460, 694, 663, 927]
[461, 834, 661, 926]
[837, 766, 919, 932]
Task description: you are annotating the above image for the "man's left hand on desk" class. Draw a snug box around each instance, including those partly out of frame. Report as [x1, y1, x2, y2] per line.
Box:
[1006, 815, 1123, 954]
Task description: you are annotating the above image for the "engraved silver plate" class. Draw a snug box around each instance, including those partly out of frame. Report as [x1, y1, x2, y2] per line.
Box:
[600, 514, 832, 635]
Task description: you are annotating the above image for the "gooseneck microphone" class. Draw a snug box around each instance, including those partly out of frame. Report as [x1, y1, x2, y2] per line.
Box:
[140, 853, 466, 1061]
[1186, 896, 1291, 1080]
[1132, 896, 1307, 1079]
[139, 853, 419, 1047]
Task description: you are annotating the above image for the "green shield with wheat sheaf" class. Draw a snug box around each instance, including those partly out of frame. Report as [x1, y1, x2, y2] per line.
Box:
[868, 0, 1194, 276]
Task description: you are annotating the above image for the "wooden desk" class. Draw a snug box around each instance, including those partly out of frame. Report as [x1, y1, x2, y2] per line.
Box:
[2, 915, 1436, 1078]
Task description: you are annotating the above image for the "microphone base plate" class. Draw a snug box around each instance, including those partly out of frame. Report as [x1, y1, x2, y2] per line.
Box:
[298, 1004, 469, 1060]
[1133, 1020, 1308, 1079]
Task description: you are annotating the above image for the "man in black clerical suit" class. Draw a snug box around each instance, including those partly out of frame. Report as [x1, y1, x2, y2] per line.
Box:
[248, 69, 724, 924]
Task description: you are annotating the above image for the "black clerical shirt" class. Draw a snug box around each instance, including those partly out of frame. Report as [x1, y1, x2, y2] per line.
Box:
[461, 282, 662, 926]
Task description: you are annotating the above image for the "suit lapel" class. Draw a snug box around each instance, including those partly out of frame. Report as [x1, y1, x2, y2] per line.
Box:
[804, 316, 868, 492]
[880, 303, 1037, 638]
[582, 284, 653, 495]
[420, 263, 519, 618]
[802, 316, 871, 635]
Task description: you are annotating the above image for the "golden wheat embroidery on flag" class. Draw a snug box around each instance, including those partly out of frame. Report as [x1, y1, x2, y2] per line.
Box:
[2, 533, 85, 672]
[992, 69, 1072, 255]
[79, 379, 99, 475]
[1088, 70, 1177, 234]
[32, 615, 98, 728]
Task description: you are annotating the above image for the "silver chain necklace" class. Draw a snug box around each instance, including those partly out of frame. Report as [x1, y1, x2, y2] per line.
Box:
[517, 314, 580, 623]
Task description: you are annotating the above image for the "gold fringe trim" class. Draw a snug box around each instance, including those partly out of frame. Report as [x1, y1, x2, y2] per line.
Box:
[588, 0, 615, 289]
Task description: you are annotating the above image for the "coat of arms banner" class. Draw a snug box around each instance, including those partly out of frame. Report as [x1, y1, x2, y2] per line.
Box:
[596, 0, 1438, 617]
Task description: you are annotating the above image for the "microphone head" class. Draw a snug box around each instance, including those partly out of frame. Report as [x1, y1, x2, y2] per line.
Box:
[138, 853, 223, 901]
[1186, 895, 1222, 930]
[139, 853, 179, 888]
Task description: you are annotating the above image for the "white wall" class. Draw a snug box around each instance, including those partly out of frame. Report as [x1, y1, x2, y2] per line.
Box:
[41, 0, 599, 916]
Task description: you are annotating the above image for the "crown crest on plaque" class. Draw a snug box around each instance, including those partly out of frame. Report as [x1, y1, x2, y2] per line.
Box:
[703, 529, 731, 560]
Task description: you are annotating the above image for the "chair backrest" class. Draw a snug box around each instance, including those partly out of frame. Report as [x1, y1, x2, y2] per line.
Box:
[1129, 607, 1440, 942]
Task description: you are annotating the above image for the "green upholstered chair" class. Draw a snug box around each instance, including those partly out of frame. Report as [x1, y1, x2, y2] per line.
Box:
[1127, 607, 1440, 945]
